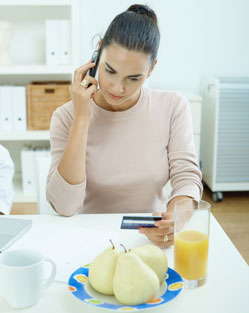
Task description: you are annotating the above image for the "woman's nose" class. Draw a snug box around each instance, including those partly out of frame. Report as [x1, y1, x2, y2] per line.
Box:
[112, 80, 125, 94]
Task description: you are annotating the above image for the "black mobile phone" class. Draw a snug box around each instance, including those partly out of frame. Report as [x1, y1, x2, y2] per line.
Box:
[89, 49, 100, 78]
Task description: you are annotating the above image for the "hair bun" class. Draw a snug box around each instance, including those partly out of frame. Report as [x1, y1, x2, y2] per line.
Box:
[127, 4, 158, 25]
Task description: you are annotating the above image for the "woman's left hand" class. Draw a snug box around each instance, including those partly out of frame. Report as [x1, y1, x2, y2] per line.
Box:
[138, 212, 174, 248]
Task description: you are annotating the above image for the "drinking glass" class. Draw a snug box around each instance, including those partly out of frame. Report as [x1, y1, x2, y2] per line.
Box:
[174, 199, 210, 288]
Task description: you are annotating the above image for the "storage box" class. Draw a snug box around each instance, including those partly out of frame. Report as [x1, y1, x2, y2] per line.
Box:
[26, 81, 71, 130]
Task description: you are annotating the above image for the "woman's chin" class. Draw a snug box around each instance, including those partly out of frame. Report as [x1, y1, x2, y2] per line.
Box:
[102, 90, 124, 105]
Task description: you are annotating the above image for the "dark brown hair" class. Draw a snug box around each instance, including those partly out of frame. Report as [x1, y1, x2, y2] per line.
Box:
[99, 4, 160, 68]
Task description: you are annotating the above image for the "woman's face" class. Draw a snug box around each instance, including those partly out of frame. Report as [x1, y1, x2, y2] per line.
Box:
[97, 43, 155, 110]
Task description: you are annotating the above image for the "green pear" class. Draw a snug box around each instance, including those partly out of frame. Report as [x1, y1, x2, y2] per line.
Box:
[130, 245, 168, 283]
[113, 251, 160, 305]
[88, 240, 120, 295]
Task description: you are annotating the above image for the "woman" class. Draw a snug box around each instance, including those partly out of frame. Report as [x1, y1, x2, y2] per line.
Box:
[46, 4, 202, 247]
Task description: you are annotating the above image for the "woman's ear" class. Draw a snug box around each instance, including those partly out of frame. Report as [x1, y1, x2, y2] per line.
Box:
[98, 40, 102, 50]
[147, 59, 158, 78]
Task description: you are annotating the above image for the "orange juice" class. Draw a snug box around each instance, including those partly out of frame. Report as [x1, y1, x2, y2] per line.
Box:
[174, 230, 209, 280]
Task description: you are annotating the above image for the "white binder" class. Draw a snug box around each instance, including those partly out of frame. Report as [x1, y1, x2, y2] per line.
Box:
[0, 86, 13, 131]
[33, 148, 50, 192]
[45, 20, 60, 65]
[36, 153, 52, 214]
[21, 148, 36, 194]
[12, 86, 27, 131]
[59, 20, 71, 65]
[0, 87, 1, 130]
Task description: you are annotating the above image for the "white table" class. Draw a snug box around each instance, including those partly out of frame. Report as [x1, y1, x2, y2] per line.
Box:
[0, 214, 248, 313]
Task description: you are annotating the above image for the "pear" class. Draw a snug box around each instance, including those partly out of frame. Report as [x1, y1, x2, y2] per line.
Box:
[113, 247, 160, 305]
[130, 245, 168, 283]
[88, 240, 120, 295]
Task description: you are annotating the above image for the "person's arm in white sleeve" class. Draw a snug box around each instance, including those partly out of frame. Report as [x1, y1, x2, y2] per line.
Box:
[46, 62, 97, 216]
[138, 92, 203, 247]
[0, 145, 14, 215]
[167, 93, 203, 205]
[46, 107, 89, 217]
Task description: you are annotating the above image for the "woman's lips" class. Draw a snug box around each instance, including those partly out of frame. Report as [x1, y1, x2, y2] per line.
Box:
[108, 92, 124, 100]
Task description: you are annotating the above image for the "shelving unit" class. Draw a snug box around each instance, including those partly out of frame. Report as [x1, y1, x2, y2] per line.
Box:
[0, 131, 50, 141]
[0, 0, 80, 204]
[0, 65, 74, 75]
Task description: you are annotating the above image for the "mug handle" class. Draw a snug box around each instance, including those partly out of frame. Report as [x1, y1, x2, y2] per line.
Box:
[42, 258, 57, 290]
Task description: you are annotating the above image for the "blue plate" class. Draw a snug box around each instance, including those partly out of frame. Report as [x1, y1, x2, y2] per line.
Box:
[68, 264, 183, 311]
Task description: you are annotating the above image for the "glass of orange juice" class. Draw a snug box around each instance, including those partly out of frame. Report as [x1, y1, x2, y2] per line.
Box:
[174, 199, 210, 288]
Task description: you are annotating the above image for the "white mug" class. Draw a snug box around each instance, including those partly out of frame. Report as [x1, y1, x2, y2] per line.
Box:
[0, 249, 56, 308]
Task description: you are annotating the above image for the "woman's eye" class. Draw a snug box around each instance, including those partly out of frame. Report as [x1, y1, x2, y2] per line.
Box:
[105, 69, 115, 74]
[105, 69, 139, 82]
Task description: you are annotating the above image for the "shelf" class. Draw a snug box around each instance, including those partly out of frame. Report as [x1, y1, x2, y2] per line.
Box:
[0, 64, 74, 75]
[13, 176, 37, 203]
[0, 0, 73, 6]
[0, 130, 50, 141]
[1, 0, 79, 205]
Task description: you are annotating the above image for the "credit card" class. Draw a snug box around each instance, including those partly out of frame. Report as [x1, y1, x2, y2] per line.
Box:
[121, 215, 163, 230]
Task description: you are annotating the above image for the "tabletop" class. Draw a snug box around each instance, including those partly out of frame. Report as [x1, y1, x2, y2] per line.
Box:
[0, 213, 248, 313]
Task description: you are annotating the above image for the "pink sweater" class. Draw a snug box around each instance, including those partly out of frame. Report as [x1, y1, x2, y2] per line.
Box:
[46, 87, 202, 216]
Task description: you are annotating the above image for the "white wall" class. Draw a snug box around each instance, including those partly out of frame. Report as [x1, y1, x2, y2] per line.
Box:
[79, 0, 249, 94]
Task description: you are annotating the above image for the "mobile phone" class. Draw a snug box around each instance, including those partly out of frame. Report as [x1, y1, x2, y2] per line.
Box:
[89, 49, 100, 78]
[121, 215, 163, 230]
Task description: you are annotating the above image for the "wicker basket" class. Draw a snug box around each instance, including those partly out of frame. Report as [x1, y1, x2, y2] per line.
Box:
[26, 81, 71, 130]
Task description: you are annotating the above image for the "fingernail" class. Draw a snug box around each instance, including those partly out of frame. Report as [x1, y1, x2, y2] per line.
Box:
[138, 229, 144, 234]
[154, 222, 160, 227]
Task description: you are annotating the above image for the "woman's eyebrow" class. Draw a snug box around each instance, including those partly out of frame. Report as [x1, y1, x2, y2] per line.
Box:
[105, 62, 144, 77]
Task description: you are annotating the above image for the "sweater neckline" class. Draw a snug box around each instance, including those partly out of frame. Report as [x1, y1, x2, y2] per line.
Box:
[91, 87, 145, 118]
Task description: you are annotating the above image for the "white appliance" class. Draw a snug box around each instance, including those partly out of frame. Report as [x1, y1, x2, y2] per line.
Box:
[200, 76, 249, 202]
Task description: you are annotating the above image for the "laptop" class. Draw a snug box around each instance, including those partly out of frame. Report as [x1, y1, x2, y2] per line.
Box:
[0, 217, 32, 254]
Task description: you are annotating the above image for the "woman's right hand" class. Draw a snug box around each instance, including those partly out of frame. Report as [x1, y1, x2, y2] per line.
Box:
[70, 60, 98, 123]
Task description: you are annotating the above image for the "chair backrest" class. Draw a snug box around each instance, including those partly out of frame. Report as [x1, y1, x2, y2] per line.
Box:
[36, 155, 56, 215]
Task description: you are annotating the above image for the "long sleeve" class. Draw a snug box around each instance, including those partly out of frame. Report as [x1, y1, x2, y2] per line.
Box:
[0, 145, 14, 215]
[46, 88, 203, 215]
[167, 93, 203, 203]
[46, 103, 87, 216]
